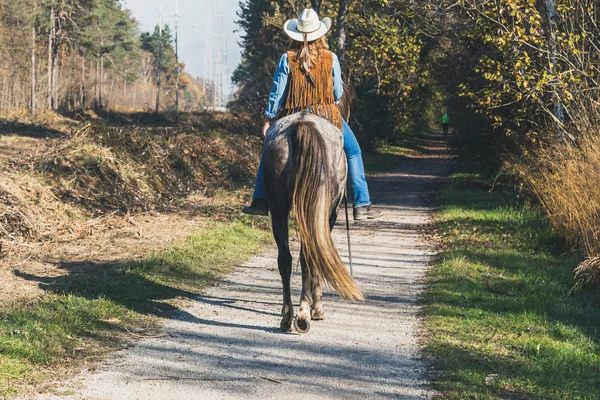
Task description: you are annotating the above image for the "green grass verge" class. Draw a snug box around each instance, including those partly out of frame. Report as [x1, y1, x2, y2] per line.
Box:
[0, 219, 270, 397]
[423, 173, 600, 399]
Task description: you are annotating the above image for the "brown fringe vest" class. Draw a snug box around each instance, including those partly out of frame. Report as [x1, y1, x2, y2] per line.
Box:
[281, 50, 343, 130]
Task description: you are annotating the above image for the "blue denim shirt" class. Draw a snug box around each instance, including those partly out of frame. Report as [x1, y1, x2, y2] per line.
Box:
[264, 52, 344, 119]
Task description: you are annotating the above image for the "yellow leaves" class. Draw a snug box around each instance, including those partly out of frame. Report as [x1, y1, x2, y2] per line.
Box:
[564, 91, 574, 102]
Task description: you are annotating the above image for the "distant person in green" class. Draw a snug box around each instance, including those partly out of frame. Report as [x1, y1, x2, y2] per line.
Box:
[441, 112, 450, 139]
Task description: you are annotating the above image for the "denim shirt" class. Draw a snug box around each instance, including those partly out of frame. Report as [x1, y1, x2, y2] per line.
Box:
[264, 52, 344, 119]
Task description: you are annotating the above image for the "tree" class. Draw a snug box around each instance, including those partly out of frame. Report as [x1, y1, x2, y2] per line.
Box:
[336, 0, 349, 66]
[311, 0, 322, 13]
[0, 0, 203, 114]
[231, 0, 298, 120]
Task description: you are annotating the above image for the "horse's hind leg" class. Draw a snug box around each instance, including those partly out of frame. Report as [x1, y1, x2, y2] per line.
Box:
[309, 236, 325, 320]
[310, 273, 324, 320]
[297, 249, 312, 329]
[271, 209, 293, 332]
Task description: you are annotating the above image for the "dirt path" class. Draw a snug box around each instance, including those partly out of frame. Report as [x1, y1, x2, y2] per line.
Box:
[38, 135, 449, 400]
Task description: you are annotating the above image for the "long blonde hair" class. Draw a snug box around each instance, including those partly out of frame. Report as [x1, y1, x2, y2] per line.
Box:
[289, 36, 330, 83]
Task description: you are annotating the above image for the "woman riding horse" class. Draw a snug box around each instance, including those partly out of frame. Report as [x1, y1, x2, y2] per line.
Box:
[242, 8, 382, 221]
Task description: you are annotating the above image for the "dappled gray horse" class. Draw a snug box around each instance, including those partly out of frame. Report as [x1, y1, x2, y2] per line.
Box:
[263, 112, 364, 333]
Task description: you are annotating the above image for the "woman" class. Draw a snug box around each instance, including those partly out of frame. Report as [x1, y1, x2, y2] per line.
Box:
[242, 8, 382, 221]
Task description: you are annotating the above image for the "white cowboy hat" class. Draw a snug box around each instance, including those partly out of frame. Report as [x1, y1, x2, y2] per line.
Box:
[283, 8, 332, 42]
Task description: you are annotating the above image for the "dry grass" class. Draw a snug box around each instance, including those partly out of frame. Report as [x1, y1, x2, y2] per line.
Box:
[514, 105, 600, 288]
[0, 171, 85, 241]
[573, 257, 600, 291]
[33, 122, 195, 213]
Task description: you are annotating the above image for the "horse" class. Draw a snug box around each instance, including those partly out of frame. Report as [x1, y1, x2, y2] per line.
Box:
[262, 80, 364, 333]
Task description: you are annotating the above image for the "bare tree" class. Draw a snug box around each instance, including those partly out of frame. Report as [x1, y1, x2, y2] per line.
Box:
[31, 9, 37, 115]
[47, 7, 54, 109]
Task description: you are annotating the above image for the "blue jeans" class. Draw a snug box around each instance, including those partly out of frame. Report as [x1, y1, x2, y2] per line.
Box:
[252, 120, 371, 207]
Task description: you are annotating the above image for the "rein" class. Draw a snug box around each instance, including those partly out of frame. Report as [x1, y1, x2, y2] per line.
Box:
[344, 189, 354, 277]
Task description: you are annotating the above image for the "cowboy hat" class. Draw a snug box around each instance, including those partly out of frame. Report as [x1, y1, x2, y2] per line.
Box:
[283, 9, 332, 42]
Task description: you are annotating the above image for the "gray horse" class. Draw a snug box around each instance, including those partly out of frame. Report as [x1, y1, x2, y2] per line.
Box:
[263, 111, 364, 333]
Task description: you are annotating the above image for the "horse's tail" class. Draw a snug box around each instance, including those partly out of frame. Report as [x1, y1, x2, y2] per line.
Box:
[292, 120, 364, 301]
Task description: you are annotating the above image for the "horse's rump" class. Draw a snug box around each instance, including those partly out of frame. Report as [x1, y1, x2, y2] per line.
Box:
[264, 112, 364, 301]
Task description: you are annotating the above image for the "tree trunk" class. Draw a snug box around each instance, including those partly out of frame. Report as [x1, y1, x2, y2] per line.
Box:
[107, 72, 113, 109]
[1, 76, 6, 111]
[337, 0, 349, 67]
[99, 42, 104, 109]
[94, 57, 99, 106]
[31, 16, 37, 115]
[47, 7, 54, 109]
[132, 85, 137, 109]
[52, 48, 59, 109]
[81, 54, 85, 107]
[311, 0, 322, 14]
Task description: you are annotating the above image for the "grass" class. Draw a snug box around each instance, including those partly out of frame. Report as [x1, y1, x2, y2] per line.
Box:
[423, 172, 600, 399]
[0, 219, 270, 397]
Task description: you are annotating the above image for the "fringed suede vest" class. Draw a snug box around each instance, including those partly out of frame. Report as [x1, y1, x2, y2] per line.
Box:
[281, 50, 343, 131]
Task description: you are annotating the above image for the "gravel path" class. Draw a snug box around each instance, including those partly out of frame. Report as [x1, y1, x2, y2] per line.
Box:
[40, 135, 449, 400]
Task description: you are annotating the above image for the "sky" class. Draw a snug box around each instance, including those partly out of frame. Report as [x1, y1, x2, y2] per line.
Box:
[122, 0, 243, 96]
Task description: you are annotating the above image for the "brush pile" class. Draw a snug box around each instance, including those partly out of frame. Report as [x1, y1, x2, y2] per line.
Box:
[0, 115, 261, 243]
[34, 121, 259, 214]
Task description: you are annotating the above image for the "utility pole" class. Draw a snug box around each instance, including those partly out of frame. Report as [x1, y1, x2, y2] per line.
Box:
[155, 0, 164, 115]
[212, 3, 219, 109]
[222, 35, 227, 107]
[211, 0, 226, 109]
[203, 21, 212, 109]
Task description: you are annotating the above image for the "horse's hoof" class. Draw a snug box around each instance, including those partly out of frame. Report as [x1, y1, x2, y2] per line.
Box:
[280, 318, 293, 332]
[294, 318, 310, 333]
[311, 307, 324, 321]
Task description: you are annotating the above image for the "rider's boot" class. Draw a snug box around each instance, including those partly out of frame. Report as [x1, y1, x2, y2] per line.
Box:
[353, 204, 383, 221]
[242, 198, 269, 216]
